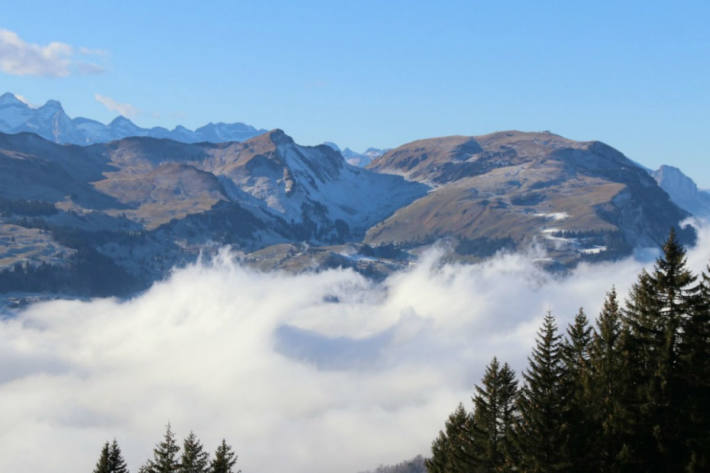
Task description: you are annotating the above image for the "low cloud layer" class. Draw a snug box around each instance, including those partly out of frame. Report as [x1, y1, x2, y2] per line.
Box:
[0, 29, 105, 77]
[1, 222, 709, 473]
[95, 93, 139, 118]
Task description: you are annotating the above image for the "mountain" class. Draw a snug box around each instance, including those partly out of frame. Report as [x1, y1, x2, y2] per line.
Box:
[651, 165, 710, 217]
[342, 147, 388, 167]
[0, 92, 266, 145]
[367, 131, 694, 266]
[322, 141, 387, 167]
[0, 127, 697, 299]
[0, 129, 425, 298]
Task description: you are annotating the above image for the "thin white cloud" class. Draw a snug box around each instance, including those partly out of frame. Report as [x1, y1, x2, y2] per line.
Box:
[78, 46, 108, 56]
[0, 29, 106, 77]
[94, 93, 139, 119]
[0, 221, 708, 473]
[76, 62, 105, 75]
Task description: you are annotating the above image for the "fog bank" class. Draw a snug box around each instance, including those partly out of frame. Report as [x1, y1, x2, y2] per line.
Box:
[1, 222, 709, 473]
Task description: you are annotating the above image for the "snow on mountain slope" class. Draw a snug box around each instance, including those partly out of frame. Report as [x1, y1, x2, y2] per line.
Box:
[202, 130, 429, 239]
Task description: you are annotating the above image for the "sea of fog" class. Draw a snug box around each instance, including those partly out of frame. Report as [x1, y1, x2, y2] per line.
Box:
[1, 221, 709, 473]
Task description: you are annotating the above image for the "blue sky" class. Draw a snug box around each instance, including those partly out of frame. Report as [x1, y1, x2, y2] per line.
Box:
[1, 1, 709, 184]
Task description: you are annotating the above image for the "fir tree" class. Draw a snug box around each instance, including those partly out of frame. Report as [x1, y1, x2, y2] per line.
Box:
[142, 424, 181, 473]
[210, 440, 239, 473]
[180, 432, 209, 473]
[515, 312, 568, 473]
[108, 440, 130, 473]
[559, 308, 594, 472]
[589, 288, 630, 473]
[425, 404, 475, 473]
[679, 265, 710, 472]
[94, 440, 130, 473]
[470, 357, 518, 473]
[623, 229, 698, 472]
[94, 442, 111, 473]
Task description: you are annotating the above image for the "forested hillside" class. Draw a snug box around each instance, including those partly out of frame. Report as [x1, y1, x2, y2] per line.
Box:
[425, 229, 709, 473]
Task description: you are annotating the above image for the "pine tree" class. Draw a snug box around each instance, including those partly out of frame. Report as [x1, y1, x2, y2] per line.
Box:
[426, 427, 450, 473]
[425, 404, 475, 473]
[679, 265, 710, 472]
[559, 308, 594, 472]
[623, 229, 698, 472]
[94, 440, 130, 473]
[210, 440, 239, 473]
[108, 440, 130, 473]
[589, 288, 630, 473]
[94, 442, 111, 473]
[142, 424, 181, 473]
[470, 357, 518, 473]
[515, 312, 568, 473]
[180, 432, 209, 473]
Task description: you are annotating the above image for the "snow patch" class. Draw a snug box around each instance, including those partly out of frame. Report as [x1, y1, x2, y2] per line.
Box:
[535, 212, 569, 221]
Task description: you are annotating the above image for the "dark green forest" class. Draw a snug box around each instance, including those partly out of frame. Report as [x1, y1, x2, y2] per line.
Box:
[426, 230, 710, 473]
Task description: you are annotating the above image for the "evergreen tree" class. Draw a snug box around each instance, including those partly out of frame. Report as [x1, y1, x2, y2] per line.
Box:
[180, 432, 209, 473]
[589, 288, 630, 473]
[425, 427, 450, 473]
[679, 265, 710, 471]
[623, 229, 698, 472]
[94, 442, 111, 473]
[559, 308, 594, 472]
[108, 440, 130, 473]
[142, 424, 181, 473]
[425, 404, 475, 473]
[93, 440, 130, 473]
[470, 357, 518, 473]
[515, 312, 568, 473]
[210, 440, 239, 473]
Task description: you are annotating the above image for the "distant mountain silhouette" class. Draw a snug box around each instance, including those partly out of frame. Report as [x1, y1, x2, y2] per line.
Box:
[0, 92, 266, 145]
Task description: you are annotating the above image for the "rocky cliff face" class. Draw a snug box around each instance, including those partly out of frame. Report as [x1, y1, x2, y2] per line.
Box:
[652, 165, 710, 217]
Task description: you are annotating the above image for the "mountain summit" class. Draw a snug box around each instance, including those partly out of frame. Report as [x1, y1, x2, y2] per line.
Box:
[367, 131, 693, 265]
[652, 165, 710, 217]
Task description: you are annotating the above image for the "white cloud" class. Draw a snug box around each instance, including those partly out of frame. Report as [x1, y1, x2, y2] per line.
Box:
[0, 222, 708, 473]
[79, 46, 108, 57]
[94, 93, 139, 119]
[76, 62, 105, 75]
[0, 29, 105, 77]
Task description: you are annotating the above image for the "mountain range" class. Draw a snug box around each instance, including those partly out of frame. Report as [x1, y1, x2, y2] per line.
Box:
[0, 93, 706, 301]
[323, 141, 388, 167]
[0, 92, 267, 145]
